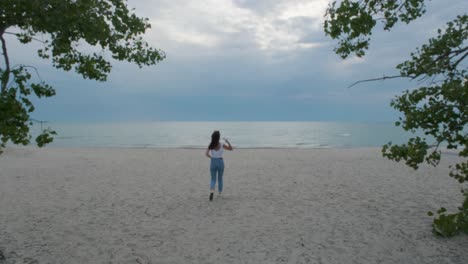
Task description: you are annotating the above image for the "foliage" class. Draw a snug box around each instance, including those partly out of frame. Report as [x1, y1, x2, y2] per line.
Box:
[0, 66, 57, 153]
[0, 0, 165, 153]
[325, 0, 467, 237]
[427, 189, 468, 236]
[324, 0, 427, 59]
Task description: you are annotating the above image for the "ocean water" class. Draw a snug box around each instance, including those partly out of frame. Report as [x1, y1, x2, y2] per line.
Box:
[29, 122, 423, 149]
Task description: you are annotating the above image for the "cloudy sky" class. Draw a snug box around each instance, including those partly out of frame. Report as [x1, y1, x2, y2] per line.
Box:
[5, 0, 467, 122]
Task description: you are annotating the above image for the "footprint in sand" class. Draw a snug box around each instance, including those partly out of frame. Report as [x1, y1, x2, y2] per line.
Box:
[116, 252, 151, 264]
[169, 228, 186, 237]
[23, 257, 39, 264]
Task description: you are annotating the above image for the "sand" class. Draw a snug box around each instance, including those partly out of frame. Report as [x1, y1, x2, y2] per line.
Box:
[0, 147, 467, 264]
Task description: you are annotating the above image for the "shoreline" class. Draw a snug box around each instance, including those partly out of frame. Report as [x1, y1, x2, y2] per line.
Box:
[24, 145, 375, 149]
[5, 145, 458, 153]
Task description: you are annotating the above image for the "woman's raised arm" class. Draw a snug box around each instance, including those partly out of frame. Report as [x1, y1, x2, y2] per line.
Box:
[223, 138, 233, 151]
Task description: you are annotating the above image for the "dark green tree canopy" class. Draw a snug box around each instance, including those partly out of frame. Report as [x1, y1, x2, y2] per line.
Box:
[324, 0, 427, 58]
[325, 0, 467, 236]
[1, 0, 165, 82]
[0, 0, 165, 152]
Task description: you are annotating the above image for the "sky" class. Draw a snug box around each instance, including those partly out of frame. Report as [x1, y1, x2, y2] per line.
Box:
[4, 0, 467, 122]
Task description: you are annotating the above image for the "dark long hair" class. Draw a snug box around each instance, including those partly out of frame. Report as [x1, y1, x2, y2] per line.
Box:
[208, 131, 220, 150]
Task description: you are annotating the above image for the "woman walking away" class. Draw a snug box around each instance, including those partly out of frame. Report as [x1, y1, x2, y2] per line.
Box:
[205, 131, 233, 201]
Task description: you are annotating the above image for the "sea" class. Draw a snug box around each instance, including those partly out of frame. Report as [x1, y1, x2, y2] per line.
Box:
[28, 121, 425, 149]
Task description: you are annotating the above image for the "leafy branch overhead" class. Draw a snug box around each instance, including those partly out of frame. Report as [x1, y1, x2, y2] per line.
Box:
[0, 0, 165, 153]
[324, 0, 427, 59]
[325, 0, 468, 237]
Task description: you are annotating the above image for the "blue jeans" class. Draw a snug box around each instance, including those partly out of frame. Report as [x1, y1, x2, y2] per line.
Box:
[210, 158, 224, 193]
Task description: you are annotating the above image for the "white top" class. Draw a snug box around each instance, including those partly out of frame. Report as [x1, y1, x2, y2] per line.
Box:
[210, 143, 224, 158]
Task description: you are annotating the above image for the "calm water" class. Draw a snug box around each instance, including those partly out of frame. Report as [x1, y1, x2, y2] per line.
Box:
[29, 122, 422, 148]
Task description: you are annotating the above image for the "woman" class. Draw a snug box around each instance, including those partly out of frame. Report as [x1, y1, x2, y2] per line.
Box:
[205, 130, 233, 201]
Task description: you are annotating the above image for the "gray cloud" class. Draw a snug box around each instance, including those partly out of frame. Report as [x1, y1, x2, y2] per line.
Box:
[5, 0, 467, 122]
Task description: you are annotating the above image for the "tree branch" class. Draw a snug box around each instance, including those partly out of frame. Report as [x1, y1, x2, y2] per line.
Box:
[428, 140, 442, 150]
[4, 31, 46, 44]
[352, 46, 467, 90]
[12, 64, 44, 82]
[347, 74, 412, 88]
[432, 46, 468, 65]
[7, 65, 46, 90]
[396, 0, 409, 13]
[452, 51, 468, 69]
[0, 28, 11, 94]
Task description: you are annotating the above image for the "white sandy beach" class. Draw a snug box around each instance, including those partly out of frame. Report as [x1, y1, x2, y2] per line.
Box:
[0, 147, 467, 264]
